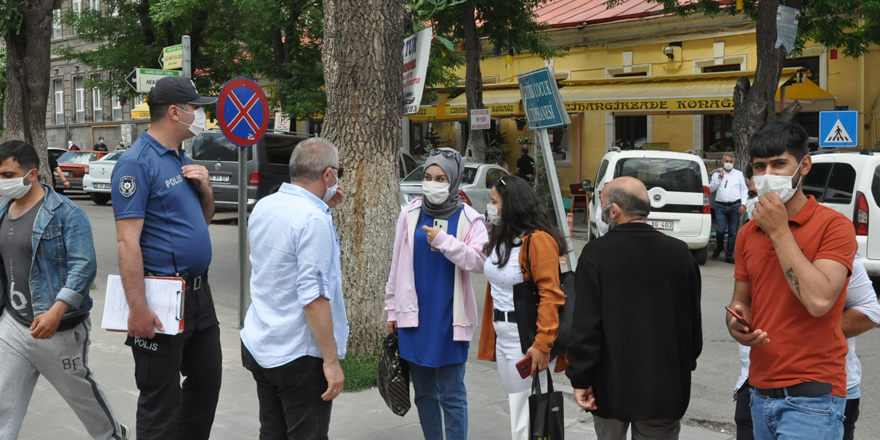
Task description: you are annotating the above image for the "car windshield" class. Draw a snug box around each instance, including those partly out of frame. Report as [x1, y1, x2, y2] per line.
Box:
[190, 132, 253, 161]
[613, 158, 703, 193]
[99, 151, 124, 161]
[403, 165, 479, 185]
[57, 152, 99, 164]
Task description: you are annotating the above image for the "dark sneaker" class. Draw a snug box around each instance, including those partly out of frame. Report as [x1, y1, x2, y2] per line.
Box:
[725, 257, 735, 264]
[713, 246, 723, 259]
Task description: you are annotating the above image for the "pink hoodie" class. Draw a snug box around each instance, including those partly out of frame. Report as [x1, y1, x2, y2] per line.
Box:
[385, 198, 489, 342]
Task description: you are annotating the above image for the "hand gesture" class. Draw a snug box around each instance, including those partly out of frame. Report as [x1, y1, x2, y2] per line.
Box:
[327, 184, 344, 209]
[574, 387, 597, 410]
[127, 304, 165, 339]
[422, 225, 440, 245]
[182, 164, 212, 192]
[727, 304, 769, 347]
[752, 192, 788, 237]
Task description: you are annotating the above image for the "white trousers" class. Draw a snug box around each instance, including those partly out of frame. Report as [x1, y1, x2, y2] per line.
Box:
[494, 320, 556, 440]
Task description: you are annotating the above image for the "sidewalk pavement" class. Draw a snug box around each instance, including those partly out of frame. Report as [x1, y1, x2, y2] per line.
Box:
[20, 234, 733, 439]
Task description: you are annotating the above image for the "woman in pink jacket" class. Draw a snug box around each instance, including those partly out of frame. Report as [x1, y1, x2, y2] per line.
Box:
[385, 147, 488, 440]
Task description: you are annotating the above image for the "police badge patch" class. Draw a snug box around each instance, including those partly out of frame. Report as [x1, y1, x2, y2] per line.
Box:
[120, 176, 136, 197]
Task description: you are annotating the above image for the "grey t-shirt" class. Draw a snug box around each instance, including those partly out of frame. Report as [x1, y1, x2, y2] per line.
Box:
[0, 200, 43, 326]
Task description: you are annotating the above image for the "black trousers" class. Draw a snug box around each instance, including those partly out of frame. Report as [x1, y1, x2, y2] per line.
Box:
[241, 343, 332, 440]
[735, 379, 859, 440]
[126, 276, 222, 440]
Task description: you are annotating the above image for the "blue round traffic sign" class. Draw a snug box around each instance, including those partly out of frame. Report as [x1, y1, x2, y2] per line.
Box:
[217, 77, 269, 147]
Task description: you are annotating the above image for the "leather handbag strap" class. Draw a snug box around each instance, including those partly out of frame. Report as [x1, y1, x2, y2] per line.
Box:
[521, 232, 534, 281]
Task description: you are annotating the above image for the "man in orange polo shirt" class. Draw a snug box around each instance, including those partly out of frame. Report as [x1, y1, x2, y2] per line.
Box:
[727, 121, 856, 440]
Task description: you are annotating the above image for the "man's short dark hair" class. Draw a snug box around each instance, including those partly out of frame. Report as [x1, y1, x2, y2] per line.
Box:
[606, 186, 651, 218]
[0, 140, 40, 171]
[148, 102, 186, 123]
[748, 121, 809, 163]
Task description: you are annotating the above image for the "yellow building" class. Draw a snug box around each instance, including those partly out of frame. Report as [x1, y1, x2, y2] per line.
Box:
[407, 0, 880, 198]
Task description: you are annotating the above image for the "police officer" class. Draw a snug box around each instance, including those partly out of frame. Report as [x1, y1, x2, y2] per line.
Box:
[110, 76, 220, 440]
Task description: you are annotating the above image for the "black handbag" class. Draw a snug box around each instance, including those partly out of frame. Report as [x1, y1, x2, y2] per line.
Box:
[513, 233, 575, 357]
[529, 369, 565, 440]
[377, 333, 411, 416]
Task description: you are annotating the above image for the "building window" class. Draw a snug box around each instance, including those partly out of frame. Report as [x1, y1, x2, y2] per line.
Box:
[54, 79, 64, 125]
[92, 74, 103, 122]
[702, 64, 741, 73]
[134, 95, 144, 107]
[89, 0, 100, 10]
[615, 116, 648, 150]
[53, 10, 62, 39]
[784, 56, 821, 85]
[548, 124, 572, 166]
[703, 114, 734, 152]
[73, 0, 81, 13]
[112, 95, 122, 121]
[75, 77, 85, 123]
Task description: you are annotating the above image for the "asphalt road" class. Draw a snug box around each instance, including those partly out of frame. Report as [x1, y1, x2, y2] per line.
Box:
[13, 192, 880, 435]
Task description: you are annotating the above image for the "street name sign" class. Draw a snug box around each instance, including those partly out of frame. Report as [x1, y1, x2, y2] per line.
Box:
[217, 77, 269, 147]
[819, 110, 858, 147]
[125, 68, 182, 94]
[159, 44, 183, 70]
[518, 66, 571, 130]
[470, 109, 491, 130]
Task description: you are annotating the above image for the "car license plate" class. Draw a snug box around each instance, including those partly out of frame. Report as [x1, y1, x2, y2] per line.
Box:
[650, 220, 674, 231]
[63, 171, 71, 177]
[93, 183, 110, 189]
[210, 175, 230, 183]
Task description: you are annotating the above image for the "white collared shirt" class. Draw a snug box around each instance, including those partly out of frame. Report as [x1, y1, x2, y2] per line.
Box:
[709, 168, 747, 205]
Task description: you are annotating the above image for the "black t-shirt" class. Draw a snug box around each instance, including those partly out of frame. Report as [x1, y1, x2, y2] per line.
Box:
[49, 156, 59, 187]
[516, 154, 535, 180]
[94, 143, 108, 151]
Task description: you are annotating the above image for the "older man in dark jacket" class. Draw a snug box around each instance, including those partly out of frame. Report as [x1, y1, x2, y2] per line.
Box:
[566, 176, 703, 440]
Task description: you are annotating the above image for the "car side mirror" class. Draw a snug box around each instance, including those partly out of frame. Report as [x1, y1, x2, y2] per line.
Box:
[582, 179, 593, 192]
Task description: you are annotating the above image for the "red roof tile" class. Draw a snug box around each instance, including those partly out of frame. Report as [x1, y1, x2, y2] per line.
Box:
[535, 0, 666, 29]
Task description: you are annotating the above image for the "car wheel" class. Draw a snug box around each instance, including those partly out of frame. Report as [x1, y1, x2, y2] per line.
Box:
[692, 246, 708, 265]
[89, 192, 111, 205]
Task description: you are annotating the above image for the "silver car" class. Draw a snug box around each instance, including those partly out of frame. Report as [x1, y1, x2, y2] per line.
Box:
[399, 163, 509, 214]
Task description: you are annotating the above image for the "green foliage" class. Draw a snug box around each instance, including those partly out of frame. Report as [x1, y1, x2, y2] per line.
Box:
[483, 130, 510, 165]
[608, 0, 880, 58]
[340, 353, 379, 392]
[0, 1, 27, 39]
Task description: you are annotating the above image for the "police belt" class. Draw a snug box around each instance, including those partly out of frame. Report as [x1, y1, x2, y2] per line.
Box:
[144, 270, 206, 294]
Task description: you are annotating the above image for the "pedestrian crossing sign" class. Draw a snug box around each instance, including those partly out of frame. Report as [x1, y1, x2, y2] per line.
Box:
[819, 111, 858, 147]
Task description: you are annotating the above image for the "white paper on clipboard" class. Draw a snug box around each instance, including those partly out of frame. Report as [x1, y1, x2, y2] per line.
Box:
[101, 274, 185, 335]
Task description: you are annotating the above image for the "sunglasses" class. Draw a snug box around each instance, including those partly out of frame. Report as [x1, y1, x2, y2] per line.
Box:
[327, 166, 344, 179]
[429, 148, 458, 159]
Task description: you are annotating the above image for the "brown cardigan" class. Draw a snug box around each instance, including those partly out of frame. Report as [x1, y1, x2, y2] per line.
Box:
[477, 230, 568, 372]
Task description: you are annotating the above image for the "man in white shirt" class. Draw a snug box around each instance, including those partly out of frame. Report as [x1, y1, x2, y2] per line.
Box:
[709, 153, 747, 263]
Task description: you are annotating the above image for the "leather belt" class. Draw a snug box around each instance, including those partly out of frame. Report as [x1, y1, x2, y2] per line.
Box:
[716, 201, 741, 206]
[754, 381, 832, 398]
[493, 309, 516, 323]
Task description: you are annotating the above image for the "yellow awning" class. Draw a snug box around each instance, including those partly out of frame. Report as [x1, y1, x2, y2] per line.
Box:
[559, 68, 802, 114]
[445, 88, 522, 116]
[131, 102, 150, 119]
[408, 93, 454, 121]
[775, 78, 836, 111]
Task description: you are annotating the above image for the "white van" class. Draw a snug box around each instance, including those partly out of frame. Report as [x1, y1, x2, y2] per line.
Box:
[583, 149, 712, 264]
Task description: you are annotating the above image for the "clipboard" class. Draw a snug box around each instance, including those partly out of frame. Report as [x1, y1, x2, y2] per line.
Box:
[101, 274, 186, 335]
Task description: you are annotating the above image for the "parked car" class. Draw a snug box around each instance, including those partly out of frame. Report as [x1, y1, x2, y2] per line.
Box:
[82, 151, 124, 205]
[584, 148, 711, 264]
[803, 149, 880, 289]
[399, 163, 509, 214]
[48, 147, 67, 162]
[53, 150, 111, 192]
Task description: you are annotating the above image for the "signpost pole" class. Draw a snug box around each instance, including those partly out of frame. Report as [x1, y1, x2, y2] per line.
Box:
[536, 129, 576, 272]
[182, 35, 191, 78]
[238, 148, 249, 327]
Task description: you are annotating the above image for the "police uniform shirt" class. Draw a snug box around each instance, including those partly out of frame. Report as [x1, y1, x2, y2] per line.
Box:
[110, 131, 212, 276]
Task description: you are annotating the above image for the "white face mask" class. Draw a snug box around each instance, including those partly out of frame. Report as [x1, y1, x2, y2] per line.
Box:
[596, 203, 613, 235]
[0, 171, 34, 200]
[486, 204, 500, 225]
[422, 181, 450, 205]
[176, 106, 206, 137]
[322, 170, 339, 204]
[745, 198, 758, 221]
[723, 162, 734, 171]
[753, 160, 803, 204]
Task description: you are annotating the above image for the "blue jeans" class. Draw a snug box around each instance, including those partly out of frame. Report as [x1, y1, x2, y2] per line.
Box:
[750, 388, 845, 440]
[408, 362, 468, 440]
[715, 202, 741, 258]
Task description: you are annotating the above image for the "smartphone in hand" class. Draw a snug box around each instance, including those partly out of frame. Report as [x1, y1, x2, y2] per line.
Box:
[431, 219, 449, 252]
[516, 355, 533, 379]
[725, 306, 752, 333]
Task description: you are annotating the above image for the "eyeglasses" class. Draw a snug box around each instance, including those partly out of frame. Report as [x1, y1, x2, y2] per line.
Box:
[429, 148, 458, 158]
[327, 166, 344, 179]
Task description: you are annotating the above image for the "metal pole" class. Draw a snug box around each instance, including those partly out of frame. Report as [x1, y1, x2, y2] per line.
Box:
[182, 35, 191, 78]
[238, 147, 249, 327]
[537, 129, 577, 271]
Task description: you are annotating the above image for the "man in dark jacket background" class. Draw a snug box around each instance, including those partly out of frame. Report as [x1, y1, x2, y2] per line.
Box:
[567, 176, 703, 440]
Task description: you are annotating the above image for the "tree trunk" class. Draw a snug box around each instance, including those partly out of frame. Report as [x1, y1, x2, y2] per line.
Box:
[731, 0, 801, 170]
[322, 0, 405, 356]
[459, 1, 486, 162]
[4, 0, 53, 184]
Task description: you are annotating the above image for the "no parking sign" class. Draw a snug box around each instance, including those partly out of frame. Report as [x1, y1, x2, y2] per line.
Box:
[217, 77, 269, 147]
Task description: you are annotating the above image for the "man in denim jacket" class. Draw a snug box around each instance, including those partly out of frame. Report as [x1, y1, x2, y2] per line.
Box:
[0, 141, 126, 439]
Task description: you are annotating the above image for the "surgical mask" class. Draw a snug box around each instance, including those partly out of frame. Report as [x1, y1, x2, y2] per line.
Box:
[0, 171, 34, 200]
[486, 204, 500, 225]
[176, 106, 206, 137]
[323, 172, 339, 204]
[422, 181, 450, 204]
[597, 204, 613, 235]
[753, 161, 803, 204]
[745, 198, 758, 221]
[723, 162, 734, 171]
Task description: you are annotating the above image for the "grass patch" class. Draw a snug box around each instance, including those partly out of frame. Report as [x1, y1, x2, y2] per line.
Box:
[340, 353, 380, 392]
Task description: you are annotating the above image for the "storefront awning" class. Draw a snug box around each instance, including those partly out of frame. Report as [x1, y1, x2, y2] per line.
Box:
[558, 68, 822, 114]
[408, 93, 454, 121]
[445, 87, 522, 116]
[131, 102, 150, 119]
[775, 78, 836, 112]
